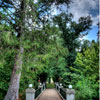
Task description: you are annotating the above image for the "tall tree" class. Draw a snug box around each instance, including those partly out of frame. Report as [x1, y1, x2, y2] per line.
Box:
[80, 40, 91, 53]
[74, 41, 99, 99]
[53, 13, 92, 66]
[0, 0, 72, 99]
[4, 0, 26, 100]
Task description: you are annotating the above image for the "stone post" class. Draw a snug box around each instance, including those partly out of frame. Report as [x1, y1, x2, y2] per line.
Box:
[58, 86, 63, 92]
[26, 88, 35, 100]
[58, 85, 60, 92]
[59, 83, 63, 91]
[65, 89, 75, 100]
[43, 83, 46, 89]
[56, 82, 58, 90]
[55, 82, 56, 88]
[59, 86, 63, 89]
[38, 85, 43, 92]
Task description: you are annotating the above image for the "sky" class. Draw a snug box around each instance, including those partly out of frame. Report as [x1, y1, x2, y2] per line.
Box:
[2, 0, 99, 41]
[52, 0, 99, 41]
[69, 0, 99, 41]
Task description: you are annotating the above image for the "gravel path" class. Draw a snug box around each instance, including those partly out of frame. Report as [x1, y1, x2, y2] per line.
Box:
[38, 89, 62, 100]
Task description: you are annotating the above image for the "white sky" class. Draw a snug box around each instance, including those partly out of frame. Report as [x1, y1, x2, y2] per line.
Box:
[51, 0, 99, 26]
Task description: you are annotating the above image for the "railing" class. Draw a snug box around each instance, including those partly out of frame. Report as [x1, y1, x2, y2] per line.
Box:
[60, 88, 66, 99]
[35, 88, 41, 99]
[55, 82, 75, 100]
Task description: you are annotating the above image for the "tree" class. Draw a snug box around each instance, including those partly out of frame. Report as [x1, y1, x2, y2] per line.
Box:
[80, 40, 91, 53]
[0, 7, 68, 98]
[53, 13, 92, 66]
[0, 0, 95, 99]
[3, 0, 26, 99]
[72, 41, 99, 99]
[0, 24, 17, 100]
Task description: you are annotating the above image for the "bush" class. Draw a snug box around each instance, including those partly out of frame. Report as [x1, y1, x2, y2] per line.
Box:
[75, 76, 98, 100]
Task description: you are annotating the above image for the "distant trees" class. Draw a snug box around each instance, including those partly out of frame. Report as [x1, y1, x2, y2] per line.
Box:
[53, 13, 92, 87]
[75, 40, 99, 99]
[53, 13, 92, 66]
[63, 40, 99, 100]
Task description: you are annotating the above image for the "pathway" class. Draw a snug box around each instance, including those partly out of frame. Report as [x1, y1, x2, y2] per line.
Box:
[37, 89, 62, 100]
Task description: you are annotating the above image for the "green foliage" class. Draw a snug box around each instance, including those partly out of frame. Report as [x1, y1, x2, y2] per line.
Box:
[46, 83, 55, 89]
[0, 49, 15, 99]
[0, 0, 98, 100]
[60, 40, 99, 100]
[71, 41, 98, 100]
[0, 24, 18, 99]
[75, 41, 99, 82]
[75, 76, 98, 100]
[53, 13, 92, 66]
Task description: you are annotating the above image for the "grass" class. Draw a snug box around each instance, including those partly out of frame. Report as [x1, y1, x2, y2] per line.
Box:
[46, 83, 55, 88]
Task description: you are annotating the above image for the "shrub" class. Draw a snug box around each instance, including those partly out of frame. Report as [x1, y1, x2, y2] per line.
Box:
[75, 76, 98, 100]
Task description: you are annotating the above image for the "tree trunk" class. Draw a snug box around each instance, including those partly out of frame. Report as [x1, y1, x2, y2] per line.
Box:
[4, 0, 26, 99]
[4, 47, 24, 100]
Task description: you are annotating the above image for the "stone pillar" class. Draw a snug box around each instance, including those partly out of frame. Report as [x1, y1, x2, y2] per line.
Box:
[58, 85, 63, 92]
[59, 86, 63, 89]
[66, 89, 75, 100]
[55, 82, 57, 89]
[43, 83, 46, 89]
[56, 82, 58, 90]
[26, 88, 35, 100]
[58, 85, 60, 92]
[38, 85, 43, 92]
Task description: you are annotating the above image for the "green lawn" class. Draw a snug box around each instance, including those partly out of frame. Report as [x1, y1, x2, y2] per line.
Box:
[46, 83, 55, 88]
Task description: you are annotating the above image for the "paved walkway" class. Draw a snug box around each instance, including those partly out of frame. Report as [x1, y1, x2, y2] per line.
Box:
[38, 89, 62, 100]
